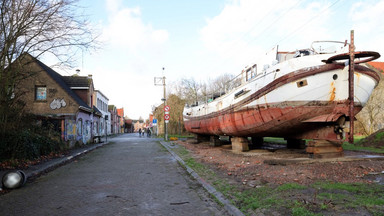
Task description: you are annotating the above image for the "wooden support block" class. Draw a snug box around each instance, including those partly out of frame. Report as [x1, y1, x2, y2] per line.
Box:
[306, 140, 343, 158]
[231, 137, 249, 152]
[306, 146, 343, 154]
[307, 140, 342, 147]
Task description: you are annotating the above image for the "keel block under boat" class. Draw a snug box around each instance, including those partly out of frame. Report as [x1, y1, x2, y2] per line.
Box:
[231, 137, 249, 152]
[306, 140, 343, 158]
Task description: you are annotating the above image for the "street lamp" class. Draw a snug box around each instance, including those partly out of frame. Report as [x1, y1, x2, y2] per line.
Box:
[154, 67, 168, 141]
[2, 170, 27, 189]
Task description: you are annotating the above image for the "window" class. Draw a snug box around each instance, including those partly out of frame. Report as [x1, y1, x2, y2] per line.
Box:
[35, 86, 47, 101]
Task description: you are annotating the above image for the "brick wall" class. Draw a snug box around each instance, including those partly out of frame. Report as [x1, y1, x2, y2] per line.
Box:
[17, 61, 79, 115]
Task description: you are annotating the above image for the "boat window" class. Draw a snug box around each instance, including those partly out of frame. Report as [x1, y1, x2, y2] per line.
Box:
[294, 50, 311, 58]
[245, 65, 256, 81]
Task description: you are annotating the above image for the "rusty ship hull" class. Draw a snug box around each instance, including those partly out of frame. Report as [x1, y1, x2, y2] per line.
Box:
[183, 42, 380, 145]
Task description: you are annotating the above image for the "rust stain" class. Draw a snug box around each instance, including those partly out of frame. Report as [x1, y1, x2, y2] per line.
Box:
[329, 82, 336, 101]
[263, 95, 268, 108]
[354, 72, 361, 84]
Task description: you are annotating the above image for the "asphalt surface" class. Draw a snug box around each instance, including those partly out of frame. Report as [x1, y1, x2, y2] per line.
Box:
[0, 133, 228, 216]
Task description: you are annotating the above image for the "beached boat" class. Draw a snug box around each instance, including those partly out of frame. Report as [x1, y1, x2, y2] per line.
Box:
[183, 40, 380, 155]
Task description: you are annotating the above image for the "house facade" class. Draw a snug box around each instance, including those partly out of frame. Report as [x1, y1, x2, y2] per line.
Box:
[94, 90, 110, 135]
[124, 119, 134, 133]
[117, 108, 124, 133]
[108, 105, 119, 134]
[15, 54, 101, 146]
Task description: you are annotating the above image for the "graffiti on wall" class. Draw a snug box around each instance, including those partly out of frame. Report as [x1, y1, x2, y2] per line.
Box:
[77, 119, 82, 136]
[50, 98, 67, 110]
[83, 120, 91, 144]
[66, 120, 76, 140]
[93, 121, 98, 136]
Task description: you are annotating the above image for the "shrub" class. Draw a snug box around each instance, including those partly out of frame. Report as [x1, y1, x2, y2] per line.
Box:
[0, 120, 65, 161]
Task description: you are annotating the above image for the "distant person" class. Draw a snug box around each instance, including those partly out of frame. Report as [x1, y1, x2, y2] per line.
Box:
[138, 128, 142, 137]
[147, 128, 151, 137]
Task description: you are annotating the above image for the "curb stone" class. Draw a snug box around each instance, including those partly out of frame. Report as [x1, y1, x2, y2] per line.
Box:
[160, 141, 244, 216]
[0, 140, 111, 190]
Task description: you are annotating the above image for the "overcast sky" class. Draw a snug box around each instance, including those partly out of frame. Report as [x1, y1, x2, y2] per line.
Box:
[49, 0, 384, 120]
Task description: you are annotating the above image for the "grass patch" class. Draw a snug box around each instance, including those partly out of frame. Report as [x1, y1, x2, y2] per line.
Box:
[318, 192, 348, 201]
[213, 179, 236, 195]
[184, 158, 206, 172]
[263, 137, 287, 144]
[291, 205, 320, 216]
[312, 181, 384, 213]
[314, 181, 384, 194]
[354, 135, 366, 143]
[171, 144, 217, 180]
[238, 190, 281, 210]
[375, 131, 384, 142]
[277, 182, 307, 191]
[342, 142, 384, 153]
[168, 142, 384, 215]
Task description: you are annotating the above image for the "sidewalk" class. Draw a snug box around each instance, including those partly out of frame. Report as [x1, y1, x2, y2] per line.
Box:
[0, 139, 110, 190]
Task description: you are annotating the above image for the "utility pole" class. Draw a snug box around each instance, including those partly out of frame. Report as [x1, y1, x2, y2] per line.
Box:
[154, 67, 168, 141]
[105, 115, 108, 143]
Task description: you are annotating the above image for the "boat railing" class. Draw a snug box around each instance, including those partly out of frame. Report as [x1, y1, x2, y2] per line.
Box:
[193, 65, 261, 106]
[311, 40, 348, 54]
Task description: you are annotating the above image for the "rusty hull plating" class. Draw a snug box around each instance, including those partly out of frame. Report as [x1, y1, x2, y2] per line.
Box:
[184, 64, 379, 142]
[183, 40, 380, 157]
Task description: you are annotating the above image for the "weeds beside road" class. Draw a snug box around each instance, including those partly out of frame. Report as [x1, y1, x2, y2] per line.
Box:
[170, 141, 384, 216]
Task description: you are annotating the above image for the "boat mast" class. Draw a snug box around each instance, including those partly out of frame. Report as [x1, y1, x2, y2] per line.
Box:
[348, 30, 355, 144]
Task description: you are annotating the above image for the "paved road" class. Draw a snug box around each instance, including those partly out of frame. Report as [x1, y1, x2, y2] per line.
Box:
[0, 134, 226, 215]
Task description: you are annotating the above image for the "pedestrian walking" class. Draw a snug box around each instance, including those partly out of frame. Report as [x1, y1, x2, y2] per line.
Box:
[147, 128, 151, 137]
[138, 128, 142, 137]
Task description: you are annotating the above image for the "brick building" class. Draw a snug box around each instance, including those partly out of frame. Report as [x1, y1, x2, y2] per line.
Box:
[14, 54, 102, 145]
[117, 108, 124, 133]
[108, 105, 119, 134]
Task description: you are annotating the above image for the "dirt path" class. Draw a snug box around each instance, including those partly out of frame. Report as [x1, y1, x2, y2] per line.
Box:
[175, 140, 384, 186]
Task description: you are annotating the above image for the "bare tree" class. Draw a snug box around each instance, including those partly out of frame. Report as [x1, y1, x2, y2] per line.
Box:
[172, 77, 202, 105]
[207, 73, 238, 96]
[169, 73, 240, 106]
[0, 0, 98, 136]
[356, 76, 384, 135]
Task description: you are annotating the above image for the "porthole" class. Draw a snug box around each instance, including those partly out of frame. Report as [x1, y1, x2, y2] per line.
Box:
[296, 79, 308, 88]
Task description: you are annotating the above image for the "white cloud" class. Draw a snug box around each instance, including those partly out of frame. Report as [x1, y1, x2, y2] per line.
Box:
[349, 0, 384, 58]
[102, 7, 169, 51]
[90, 65, 163, 120]
[199, 0, 335, 72]
[81, 1, 170, 119]
[105, 0, 122, 13]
